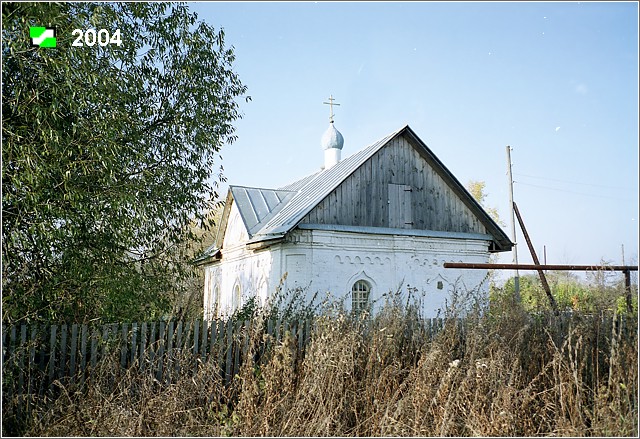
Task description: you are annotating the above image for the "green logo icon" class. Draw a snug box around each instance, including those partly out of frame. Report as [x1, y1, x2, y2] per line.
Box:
[30, 27, 56, 47]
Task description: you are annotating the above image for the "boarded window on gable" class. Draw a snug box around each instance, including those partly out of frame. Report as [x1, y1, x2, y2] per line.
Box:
[388, 184, 413, 228]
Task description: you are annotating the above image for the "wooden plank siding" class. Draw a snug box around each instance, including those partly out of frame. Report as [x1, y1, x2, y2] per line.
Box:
[299, 134, 487, 235]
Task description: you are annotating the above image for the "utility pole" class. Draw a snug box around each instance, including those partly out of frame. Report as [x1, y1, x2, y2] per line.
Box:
[506, 146, 520, 300]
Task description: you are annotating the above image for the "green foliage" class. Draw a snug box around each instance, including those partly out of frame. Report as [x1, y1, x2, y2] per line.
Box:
[491, 271, 638, 316]
[2, 2, 247, 324]
[466, 179, 504, 227]
[228, 280, 323, 325]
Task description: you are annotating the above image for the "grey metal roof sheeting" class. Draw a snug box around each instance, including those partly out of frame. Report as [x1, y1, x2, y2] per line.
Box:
[277, 171, 320, 192]
[230, 186, 296, 237]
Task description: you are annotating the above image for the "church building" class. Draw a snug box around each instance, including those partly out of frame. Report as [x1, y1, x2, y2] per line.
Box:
[197, 100, 513, 319]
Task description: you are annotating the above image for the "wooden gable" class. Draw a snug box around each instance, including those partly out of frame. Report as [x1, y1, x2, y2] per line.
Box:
[196, 125, 513, 260]
[299, 131, 487, 236]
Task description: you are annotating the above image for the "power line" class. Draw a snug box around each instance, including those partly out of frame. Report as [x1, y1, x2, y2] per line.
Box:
[515, 181, 635, 202]
[514, 172, 628, 190]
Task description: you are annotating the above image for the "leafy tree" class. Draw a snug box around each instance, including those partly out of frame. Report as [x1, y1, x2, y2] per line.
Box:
[466, 180, 504, 227]
[2, 2, 247, 324]
[493, 271, 638, 315]
[171, 203, 225, 321]
[466, 179, 505, 288]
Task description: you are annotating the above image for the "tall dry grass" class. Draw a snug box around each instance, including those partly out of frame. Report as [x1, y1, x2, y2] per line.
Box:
[228, 292, 637, 437]
[3, 288, 637, 437]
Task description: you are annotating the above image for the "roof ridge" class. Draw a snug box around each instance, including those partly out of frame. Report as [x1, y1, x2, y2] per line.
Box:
[295, 126, 407, 190]
[252, 125, 408, 237]
[277, 171, 321, 192]
[230, 184, 296, 193]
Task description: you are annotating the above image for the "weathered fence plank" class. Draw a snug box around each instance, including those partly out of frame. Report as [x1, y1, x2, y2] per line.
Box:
[10, 325, 17, 358]
[175, 321, 184, 377]
[201, 320, 209, 359]
[6, 314, 628, 399]
[193, 320, 200, 357]
[60, 324, 68, 382]
[130, 323, 138, 366]
[19, 325, 27, 393]
[166, 321, 175, 383]
[214, 319, 225, 380]
[232, 321, 241, 380]
[156, 322, 166, 382]
[90, 327, 99, 370]
[30, 325, 38, 394]
[110, 323, 118, 366]
[149, 322, 157, 364]
[140, 323, 147, 371]
[100, 325, 109, 364]
[48, 325, 57, 385]
[79, 325, 88, 386]
[209, 320, 218, 363]
[225, 319, 233, 385]
[120, 323, 128, 368]
[176, 321, 183, 350]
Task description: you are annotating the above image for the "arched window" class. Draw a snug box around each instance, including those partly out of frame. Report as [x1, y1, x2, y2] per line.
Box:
[213, 284, 220, 317]
[352, 280, 371, 313]
[232, 283, 242, 312]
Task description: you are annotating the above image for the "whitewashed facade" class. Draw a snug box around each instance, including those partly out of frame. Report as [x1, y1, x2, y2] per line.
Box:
[198, 125, 512, 319]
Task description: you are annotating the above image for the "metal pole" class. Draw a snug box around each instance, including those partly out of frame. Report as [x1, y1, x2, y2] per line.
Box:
[622, 244, 628, 310]
[513, 202, 558, 314]
[624, 270, 633, 313]
[506, 146, 519, 300]
[443, 262, 638, 271]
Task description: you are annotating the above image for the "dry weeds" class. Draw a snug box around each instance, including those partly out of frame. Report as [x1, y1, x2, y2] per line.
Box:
[3, 291, 637, 437]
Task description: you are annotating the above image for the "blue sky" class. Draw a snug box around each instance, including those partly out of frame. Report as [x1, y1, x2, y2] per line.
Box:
[190, 1, 638, 271]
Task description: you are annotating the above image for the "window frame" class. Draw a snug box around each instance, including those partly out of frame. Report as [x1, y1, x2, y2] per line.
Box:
[232, 283, 242, 312]
[351, 279, 371, 314]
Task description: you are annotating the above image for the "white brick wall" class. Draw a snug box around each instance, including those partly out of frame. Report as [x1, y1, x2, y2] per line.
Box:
[204, 226, 491, 319]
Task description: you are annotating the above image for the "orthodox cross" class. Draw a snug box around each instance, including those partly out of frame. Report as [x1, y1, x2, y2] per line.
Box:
[323, 95, 340, 123]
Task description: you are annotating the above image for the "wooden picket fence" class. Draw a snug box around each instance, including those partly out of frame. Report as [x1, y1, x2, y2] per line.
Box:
[2, 312, 634, 399]
[1, 314, 456, 398]
[1, 317, 315, 398]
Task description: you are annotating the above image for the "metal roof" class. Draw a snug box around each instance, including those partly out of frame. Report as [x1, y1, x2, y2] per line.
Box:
[198, 124, 513, 260]
[277, 171, 320, 192]
[249, 126, 404, 240]
[229, 186, 295, 237]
